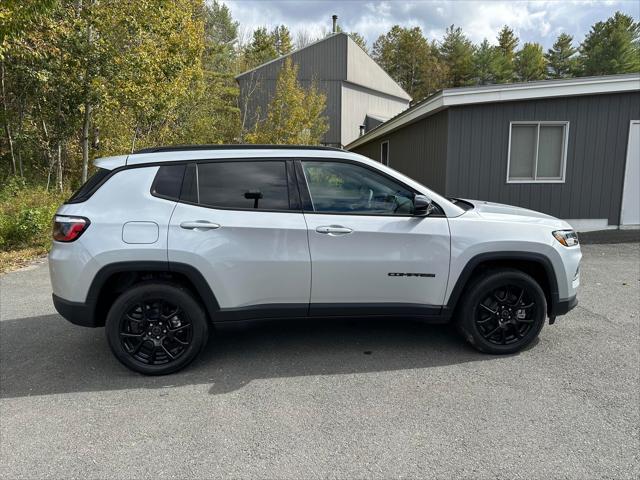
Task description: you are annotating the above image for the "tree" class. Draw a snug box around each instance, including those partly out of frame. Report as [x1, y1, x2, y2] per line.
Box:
[546, 33, 578, 78]
[372, 26, 444, 100]
[473, 39, 496, 84]
[295, 29, 315, 49]
[0, 0, 57, 176]
[243, 27, 277, 70]
[578, 11, 640, 75]
[202, 0, 238, 71]
[493, 26, 518, 83]
[272, 25, 293, 56]
[515, 42, 547, 81]
[246, 58, 328, 144]
[439, 24, 475, 87]
[176, 0, 239, 145]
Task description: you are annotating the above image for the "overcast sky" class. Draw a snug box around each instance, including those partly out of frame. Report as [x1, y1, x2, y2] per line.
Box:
[222, 0, 639, 49]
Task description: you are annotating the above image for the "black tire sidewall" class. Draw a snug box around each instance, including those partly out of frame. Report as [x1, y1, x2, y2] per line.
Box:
[105, 283, 209, 375]
[458, 270, 547, 354]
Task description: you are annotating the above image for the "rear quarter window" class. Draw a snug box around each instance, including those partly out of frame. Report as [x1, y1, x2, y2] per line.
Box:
[151, 164, 186, 200]
[66, 168, 112, 203]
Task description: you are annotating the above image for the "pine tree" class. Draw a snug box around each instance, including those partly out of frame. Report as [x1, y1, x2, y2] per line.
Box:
[439, 25, 475, 87]
[272, 25, 293, 56]
[578, 11, 640, 75]
[493, 26, 518, 83]
[246, 58, 328, 144]
[546, 33, 577, 78]
[201, 0, 238, 74]
[473, 39, 496, 84]
[243, 27, 278, 70]
[372, 25, 445, 100]
[515, 42, 547, 81]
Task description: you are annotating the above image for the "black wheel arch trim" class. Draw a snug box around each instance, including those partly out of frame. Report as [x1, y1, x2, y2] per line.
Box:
[446, 251, 562, 315]
[78, 261, 220, 327]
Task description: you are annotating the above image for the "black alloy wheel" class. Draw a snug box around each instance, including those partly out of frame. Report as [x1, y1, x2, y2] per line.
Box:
[475, 284, 537, 346]
[456, 269, 547, 354]
[106, 282, 208, 375]
[119, 299, 193, 365]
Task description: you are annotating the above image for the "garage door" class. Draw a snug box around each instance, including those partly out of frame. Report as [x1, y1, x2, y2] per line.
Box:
[621, 121, 640, 226]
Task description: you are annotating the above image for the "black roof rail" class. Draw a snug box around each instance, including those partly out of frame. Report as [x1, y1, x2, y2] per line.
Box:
[133, 144, 344, 154]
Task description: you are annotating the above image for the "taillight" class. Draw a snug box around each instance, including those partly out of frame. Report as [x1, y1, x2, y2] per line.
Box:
[52, 215, 90, 242]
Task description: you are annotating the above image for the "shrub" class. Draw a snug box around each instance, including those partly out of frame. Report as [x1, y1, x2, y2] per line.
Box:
[0, 179, 68, 252]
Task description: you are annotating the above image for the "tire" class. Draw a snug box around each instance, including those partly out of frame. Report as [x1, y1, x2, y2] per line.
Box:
[456, 269, 547, 354]
[105, 282, 209, 375]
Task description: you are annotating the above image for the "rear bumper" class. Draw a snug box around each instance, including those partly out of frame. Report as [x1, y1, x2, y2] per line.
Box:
[550, 295, 578, 317]
[52, 294, 100, 328]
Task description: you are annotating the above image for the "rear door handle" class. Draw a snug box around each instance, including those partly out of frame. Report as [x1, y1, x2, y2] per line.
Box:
[316, 225, 353, 235]
[180, 221, 221, 230]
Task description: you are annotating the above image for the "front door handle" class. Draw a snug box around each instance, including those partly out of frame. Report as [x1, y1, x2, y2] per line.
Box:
[316, 225, 353, 235]
[180, 221, 221, 230]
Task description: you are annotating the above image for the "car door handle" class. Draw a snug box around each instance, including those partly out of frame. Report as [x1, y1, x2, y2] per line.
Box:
[316, 225, 353, 235]
[180, 221, 221, 230]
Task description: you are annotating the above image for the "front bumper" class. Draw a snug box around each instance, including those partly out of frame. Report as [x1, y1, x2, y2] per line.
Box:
[52, 294, 100, 327]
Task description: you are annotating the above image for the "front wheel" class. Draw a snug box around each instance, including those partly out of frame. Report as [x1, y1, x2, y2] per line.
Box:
[456, 269, 547, 354]
[105, 282, 209, 375]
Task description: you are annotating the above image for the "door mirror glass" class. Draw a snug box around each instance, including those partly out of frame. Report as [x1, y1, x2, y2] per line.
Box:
[413, 194, 433, 216]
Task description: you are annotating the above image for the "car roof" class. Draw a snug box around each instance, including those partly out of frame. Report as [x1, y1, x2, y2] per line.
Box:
[126, 147, 365, 166]
[133, 144, 344, 154]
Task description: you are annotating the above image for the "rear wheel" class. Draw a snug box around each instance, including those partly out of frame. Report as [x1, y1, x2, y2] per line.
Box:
[456, 269, 546, 354]
[105, 282, 208, 375]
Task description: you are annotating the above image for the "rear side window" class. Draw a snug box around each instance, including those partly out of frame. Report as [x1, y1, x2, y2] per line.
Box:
[66, 168, 111, 203]
[151, 164, 186, 200]
[197, 161, 290, 210]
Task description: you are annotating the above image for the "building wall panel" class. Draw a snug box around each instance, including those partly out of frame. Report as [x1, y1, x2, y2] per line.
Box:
[446, 91, 640, 224]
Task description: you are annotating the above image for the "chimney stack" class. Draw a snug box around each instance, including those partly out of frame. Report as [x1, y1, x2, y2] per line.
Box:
[332, 15, 338, 33]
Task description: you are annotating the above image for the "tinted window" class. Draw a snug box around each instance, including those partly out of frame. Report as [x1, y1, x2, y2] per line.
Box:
[180, 163, 198, 204]
[197, 161, 290, 210]
[66, 168, 111, 203]
[152, 164, 186, 200]
[301, 161, 415, 215]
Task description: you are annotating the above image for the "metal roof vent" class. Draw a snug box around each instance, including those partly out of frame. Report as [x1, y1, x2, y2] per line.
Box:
[332, 15, 338, 33]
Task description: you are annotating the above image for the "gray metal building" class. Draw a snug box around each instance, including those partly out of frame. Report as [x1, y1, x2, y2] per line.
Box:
[348, 74, 640, 231]
[236, 32, 411, 147]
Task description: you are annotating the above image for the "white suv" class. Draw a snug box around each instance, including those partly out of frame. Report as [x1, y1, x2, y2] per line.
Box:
[49, 145, 581, 375]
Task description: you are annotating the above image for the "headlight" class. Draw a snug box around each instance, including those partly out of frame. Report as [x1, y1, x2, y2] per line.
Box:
[553, 230, 579, 247]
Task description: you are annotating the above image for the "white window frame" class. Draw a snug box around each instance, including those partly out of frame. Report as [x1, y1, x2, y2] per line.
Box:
[380, 140, 390, 166]
[506, 121, 569, 183]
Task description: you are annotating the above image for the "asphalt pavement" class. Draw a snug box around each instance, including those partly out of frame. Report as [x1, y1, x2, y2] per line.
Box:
[1, 243, 638, 479]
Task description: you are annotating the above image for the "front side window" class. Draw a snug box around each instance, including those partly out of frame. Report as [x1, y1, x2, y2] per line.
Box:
[197, 161, 290, 210]
[508, 122, 568, 182]
[301, 161, 415, 215]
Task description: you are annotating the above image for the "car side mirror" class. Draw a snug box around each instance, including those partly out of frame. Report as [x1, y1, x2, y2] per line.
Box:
[413, 194, 433, 216]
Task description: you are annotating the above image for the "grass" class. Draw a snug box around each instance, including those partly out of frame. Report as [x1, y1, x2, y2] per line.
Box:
[0, 177, 68, 274]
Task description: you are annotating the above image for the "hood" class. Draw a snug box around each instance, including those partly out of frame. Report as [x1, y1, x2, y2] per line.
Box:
[463, 199, 571, 228]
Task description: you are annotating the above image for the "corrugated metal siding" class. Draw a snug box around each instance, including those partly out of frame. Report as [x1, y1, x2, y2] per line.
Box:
[446, 92, 640, 224]
[238, 77, 342, 145]
[351, 111, 449, 192]
[238, 34, 348, 145]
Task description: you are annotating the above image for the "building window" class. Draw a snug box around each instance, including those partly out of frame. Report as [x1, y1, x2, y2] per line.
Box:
[507, 122, 569, 183]
[381, 141, 390, 166]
